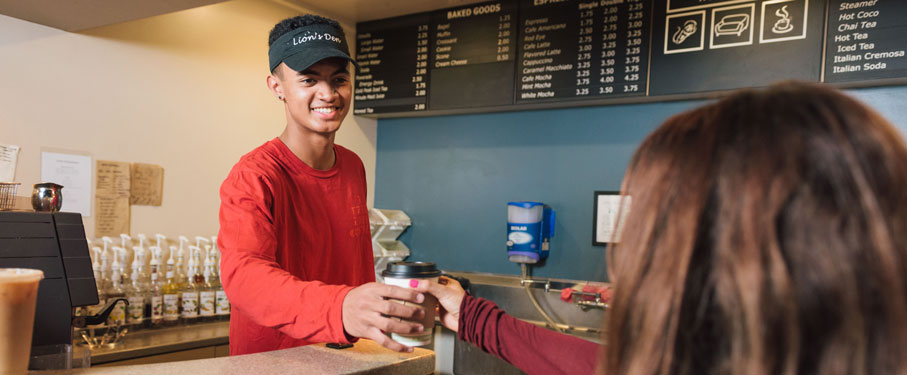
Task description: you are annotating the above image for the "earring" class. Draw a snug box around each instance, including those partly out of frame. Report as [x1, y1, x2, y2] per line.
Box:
[278, 95, 283, 100]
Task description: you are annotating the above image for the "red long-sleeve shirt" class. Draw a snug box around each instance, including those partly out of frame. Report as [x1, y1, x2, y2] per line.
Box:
[459, 295, 601, 374]
[218, 138, 374, 355]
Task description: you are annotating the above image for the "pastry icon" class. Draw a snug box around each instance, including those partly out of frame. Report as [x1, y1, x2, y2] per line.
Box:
[715, 14, 749, 37]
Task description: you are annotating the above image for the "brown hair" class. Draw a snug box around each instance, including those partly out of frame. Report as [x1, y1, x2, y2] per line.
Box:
[605, 82, 907, 375]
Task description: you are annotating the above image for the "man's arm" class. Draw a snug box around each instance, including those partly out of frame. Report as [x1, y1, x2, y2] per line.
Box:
[218, 169, 425, 349]
[219, 169, 351, 342]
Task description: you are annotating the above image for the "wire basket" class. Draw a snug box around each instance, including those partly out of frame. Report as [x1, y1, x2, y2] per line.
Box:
[0, 182, 20, 210]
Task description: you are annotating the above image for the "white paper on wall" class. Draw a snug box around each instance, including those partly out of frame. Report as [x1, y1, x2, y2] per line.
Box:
[0, 144, 20, 182]
[41, 151, 93, 216]
[595, 194, 631, 244]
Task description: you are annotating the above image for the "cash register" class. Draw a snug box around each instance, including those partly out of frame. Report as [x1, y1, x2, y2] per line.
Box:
[0, 211, 118, 369]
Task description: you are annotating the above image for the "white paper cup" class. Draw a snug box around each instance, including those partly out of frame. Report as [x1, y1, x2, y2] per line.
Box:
[0, 268, 44, 375]
[381, 262, 441, 347]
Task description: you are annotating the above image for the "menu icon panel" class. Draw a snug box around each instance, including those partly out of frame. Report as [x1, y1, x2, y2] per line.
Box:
[651, 0, 826, 96]
[668, 0, 751, 13]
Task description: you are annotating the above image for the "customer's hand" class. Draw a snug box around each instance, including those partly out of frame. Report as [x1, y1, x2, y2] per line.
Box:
[413, 276, 465, 332]
[342, 282, 425, 352]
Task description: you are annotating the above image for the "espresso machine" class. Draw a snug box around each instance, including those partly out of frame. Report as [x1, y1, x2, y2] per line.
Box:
[0, 211, 118, 369]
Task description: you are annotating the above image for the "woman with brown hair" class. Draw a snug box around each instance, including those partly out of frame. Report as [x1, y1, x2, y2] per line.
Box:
[415, 81, 907, 374]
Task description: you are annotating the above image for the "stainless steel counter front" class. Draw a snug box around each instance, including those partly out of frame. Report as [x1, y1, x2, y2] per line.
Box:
[441, 270, 607, 375]
[445, 270, 607, 340]
[79, 321, 230, 365]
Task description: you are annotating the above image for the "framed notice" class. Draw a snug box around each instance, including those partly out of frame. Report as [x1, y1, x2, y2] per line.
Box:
[593, 191, 630, 246]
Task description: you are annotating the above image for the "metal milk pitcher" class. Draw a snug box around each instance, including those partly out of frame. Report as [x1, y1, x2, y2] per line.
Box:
[32, 183, 63, 212]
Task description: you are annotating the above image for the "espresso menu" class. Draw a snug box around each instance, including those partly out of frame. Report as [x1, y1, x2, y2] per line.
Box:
[354, 13, 431, 115]
[824, 0, 907, 83]
[353, 0, 907, 117]
[516, 0, 650, 103]
[428, 1, 518, 110]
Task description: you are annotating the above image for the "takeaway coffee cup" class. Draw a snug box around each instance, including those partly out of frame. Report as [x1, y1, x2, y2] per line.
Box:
[0, 268, 44, 375]
[381, 261, 442, 346]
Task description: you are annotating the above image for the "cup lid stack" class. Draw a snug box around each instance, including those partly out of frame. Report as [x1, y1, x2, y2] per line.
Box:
[369, 208, 412, 282]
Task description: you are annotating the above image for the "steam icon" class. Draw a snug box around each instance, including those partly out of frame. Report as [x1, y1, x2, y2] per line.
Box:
[772, 5, 794, 34]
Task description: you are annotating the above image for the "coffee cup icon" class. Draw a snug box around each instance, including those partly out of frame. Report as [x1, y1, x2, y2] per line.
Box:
[772, 5, 794, 34]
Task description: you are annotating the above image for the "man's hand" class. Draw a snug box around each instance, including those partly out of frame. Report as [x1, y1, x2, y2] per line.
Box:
[413, 276, 465, 332]
[341, 282, 426, 352]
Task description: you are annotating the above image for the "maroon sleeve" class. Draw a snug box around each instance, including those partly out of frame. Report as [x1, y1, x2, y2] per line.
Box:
[458, 295, 600, 375]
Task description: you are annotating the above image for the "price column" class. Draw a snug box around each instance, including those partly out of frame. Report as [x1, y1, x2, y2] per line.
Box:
[575, 6, 595, 97]
[413, 23, 429, 111]
[598, 4, 618, 95]
[497, 13, 513, 62]
[595, 0, 648, 96]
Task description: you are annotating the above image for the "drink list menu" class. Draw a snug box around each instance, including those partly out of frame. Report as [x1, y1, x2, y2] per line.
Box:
[354, 13, 431, 115]
[825, 0, 907, 83]
[517, 0, 650, 103]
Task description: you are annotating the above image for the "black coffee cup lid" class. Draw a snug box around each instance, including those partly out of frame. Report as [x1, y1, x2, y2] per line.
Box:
[381, 261, 442, 278]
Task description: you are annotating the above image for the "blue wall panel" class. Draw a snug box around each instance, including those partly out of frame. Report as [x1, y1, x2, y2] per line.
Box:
[372, 86, 907, 282]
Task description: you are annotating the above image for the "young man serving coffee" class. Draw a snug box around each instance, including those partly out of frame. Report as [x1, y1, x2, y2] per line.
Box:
[218, 15, 425, 355]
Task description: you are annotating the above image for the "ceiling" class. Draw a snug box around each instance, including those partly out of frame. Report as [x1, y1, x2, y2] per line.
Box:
[0, 0, 228, 32]
[0, 0, 487, 32]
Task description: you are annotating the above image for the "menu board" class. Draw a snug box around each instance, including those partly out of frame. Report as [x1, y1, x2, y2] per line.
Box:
[427, 1, 518, 110]
[824, 0, 907, 83]
[649, 0, 826, 95]
[354, 13, 431, 115]
[353, 0, 907, 117]
[516, 0, 650, 103]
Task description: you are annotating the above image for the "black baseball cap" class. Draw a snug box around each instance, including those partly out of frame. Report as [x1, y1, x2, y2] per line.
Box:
[268, 23, 359, 73]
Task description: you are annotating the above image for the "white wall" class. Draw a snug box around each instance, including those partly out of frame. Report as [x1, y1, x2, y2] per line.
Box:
[0, 0, 377, 239]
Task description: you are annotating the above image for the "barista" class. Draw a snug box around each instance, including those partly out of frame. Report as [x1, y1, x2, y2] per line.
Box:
[218, 14, 425, 355]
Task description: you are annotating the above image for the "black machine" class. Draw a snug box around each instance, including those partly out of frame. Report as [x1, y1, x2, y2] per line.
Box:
[0, 211, 116, 369]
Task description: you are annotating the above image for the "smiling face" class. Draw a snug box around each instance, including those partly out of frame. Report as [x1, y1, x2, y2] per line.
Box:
[270, 57, 352, 136]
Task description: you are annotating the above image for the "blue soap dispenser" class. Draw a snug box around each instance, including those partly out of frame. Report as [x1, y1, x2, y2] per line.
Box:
[506, 202, 555, 264]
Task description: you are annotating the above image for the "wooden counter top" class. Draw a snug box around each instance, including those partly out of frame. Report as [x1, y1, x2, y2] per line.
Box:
[42, 339, 434, 375]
